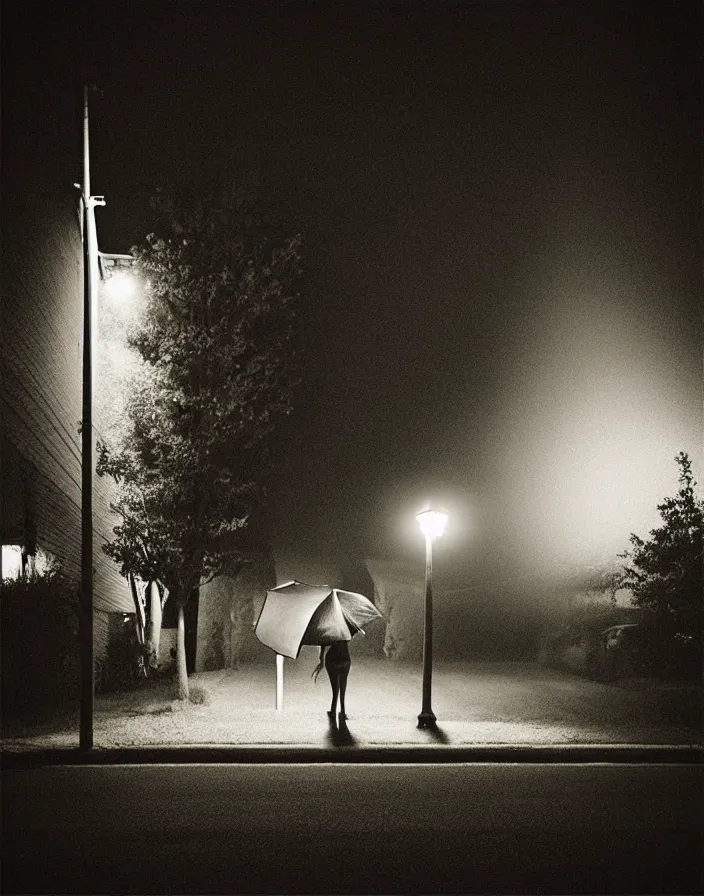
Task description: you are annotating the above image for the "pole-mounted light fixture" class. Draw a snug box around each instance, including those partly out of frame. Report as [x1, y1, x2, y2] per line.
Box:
[416, 508, 449, 541]
[415, 507, 448, 729]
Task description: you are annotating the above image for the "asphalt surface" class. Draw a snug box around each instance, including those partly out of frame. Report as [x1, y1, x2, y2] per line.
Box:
[3, 762, 702, 894]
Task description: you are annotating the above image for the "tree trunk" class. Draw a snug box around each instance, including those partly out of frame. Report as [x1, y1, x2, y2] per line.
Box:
[145, 580, 163, 671]
[129, 573, 146, 645]
[175, 602, 189, 701]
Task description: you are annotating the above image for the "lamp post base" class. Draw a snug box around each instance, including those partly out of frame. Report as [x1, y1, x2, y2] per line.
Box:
[417, 710, 437, 729]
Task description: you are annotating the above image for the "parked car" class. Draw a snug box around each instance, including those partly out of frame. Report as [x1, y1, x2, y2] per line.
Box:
[539, 621, 644, 681]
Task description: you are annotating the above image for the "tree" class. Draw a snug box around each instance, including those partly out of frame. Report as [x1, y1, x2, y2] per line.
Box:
[96, 274, 164, 677]
[621, 452, 703, 677]
[98, 181, 302, 699]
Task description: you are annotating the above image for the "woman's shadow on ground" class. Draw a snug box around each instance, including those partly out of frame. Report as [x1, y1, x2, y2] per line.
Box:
[324, 713, 358, 747]
[323, 714, 451, 747]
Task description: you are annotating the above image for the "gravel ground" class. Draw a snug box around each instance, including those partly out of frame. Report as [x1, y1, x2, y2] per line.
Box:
[2, 658, 699, 750]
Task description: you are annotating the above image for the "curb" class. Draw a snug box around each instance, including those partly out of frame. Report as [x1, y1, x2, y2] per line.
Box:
[2, 743, 702, 767]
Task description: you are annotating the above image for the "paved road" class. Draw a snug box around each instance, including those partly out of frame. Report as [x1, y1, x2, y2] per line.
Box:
[3, 763, 702, 894]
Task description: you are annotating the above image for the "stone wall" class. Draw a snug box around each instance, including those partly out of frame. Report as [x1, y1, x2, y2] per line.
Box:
[196, 556, 277, 672]
[158, 628, 177, 671]
[196, 554, 390, 669]
[365, 558, 424, 661]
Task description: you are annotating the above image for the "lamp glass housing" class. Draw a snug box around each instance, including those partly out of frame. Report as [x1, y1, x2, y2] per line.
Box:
[416, 509, 448, 540]
[104, 271, 137, 301]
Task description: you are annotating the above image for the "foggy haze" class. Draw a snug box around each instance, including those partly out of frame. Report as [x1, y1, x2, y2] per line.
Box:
[6, 1, 700, 628]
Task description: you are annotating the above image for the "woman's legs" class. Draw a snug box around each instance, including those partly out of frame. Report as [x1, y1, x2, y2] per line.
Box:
[326, 667, 340, 714]
[338, 669, 349, 719]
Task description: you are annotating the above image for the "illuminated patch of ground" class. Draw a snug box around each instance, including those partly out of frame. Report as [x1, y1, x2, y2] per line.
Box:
[1, 659, 698, 750]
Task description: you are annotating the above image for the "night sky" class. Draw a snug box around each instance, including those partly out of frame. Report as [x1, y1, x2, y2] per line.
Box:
[6, 1, 702, 606]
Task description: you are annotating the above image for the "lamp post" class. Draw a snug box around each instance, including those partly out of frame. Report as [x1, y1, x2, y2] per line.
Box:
[416, 508, 448, 729]
[80, 85, 105, 751]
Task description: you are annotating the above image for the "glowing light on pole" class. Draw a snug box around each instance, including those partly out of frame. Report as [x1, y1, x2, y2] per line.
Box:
[416, 507, 448, 728]
[104, 270, 137, 302]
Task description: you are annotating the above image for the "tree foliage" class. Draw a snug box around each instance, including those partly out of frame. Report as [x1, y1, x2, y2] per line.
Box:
[621, 453, 703, 674]
[98, 181, 302, 695]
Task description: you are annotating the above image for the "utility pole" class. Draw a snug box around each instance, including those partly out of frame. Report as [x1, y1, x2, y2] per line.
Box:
[80, 85, 104, 750]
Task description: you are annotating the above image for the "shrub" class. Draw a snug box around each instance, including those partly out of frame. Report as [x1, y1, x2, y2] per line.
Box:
[1, 566, 80, 727]
[621, 453, 703, 680]
[188, 684, 211, 705]
[635, 617, 702, 682]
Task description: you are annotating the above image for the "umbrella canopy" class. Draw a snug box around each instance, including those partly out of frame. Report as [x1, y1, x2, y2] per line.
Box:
[255, 581, 383, 659]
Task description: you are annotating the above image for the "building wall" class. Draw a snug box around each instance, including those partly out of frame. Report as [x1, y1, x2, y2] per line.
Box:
[1, 190, 84, 567]
[1, 61, 133, 661]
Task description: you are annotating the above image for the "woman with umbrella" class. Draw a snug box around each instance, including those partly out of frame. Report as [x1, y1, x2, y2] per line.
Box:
[254, 581, 382, 720]
[312, 641, 351, 721]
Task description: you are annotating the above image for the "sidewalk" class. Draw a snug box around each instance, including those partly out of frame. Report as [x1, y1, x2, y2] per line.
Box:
[2, 658, 701, 763]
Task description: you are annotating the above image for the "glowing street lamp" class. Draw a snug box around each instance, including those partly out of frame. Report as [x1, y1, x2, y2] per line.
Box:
[103, 269, 137, 302]
[417, 508, 449, 541]
[416, 507, 448, 728]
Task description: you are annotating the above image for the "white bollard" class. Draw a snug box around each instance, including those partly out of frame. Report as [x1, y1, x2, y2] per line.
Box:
[276, 653, 284, 711]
